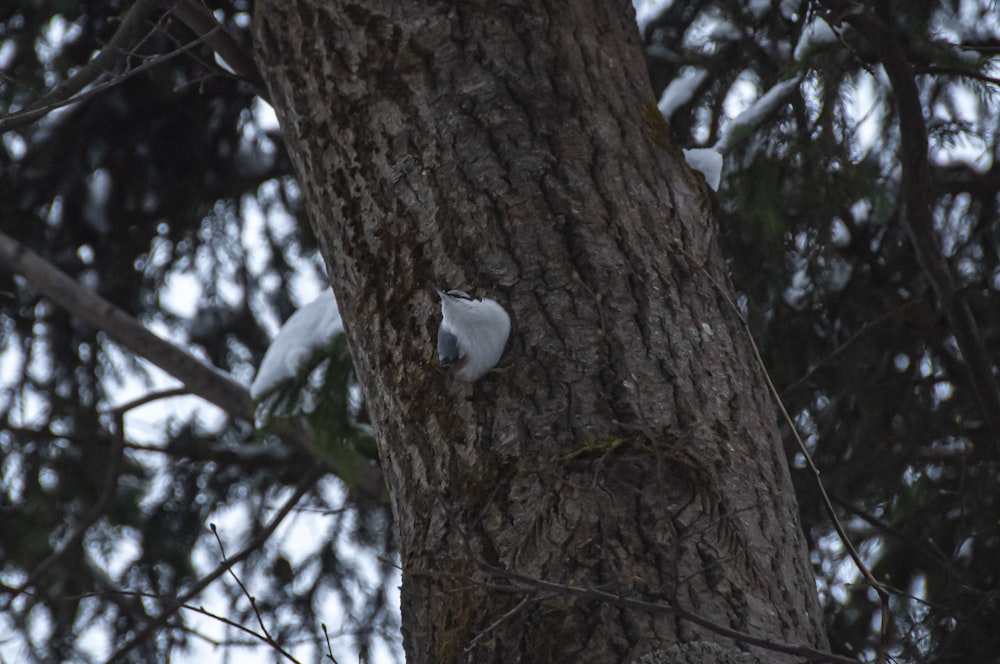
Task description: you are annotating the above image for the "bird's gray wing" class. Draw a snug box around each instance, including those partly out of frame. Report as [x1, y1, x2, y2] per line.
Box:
[438, 326, 460, 365]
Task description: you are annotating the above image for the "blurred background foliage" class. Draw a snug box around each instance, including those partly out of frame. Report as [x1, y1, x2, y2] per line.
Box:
[0, 1, 396, 662]
[1, 0, 998, 662]
[639, 1, 1000, 661]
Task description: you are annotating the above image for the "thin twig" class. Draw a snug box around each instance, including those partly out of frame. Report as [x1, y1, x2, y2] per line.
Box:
[105, 387, 192, 413]
[321, 623, 341, 663]
[473, 562, 859, 664]
[780, 297, 924, 396]
[0, 0, 170, 134]
[1, 409, 127, 610]
[107, 465, 324, 662]
[463, 595, 537, 653]
[0, 0, 268, 135]
[210, 523, 282, 653]
[431, 492, 854, 663]
[701, 263, 891, 663]
[175, 600, 301, 661]
[7, 582, 360, 660]
[828, 493, 977, 591]
[0, 27, 222, 129]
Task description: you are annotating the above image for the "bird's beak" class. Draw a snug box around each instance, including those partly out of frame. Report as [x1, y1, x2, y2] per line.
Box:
[435, 288, 446, 299]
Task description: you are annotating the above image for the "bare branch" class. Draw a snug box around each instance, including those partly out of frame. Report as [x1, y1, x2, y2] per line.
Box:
[171, 0, 268, 97]
[0, 0, 267, 135]
[918, 64, 1000, 88]
[51, 586, 307, 661]
[0, 0, 169, 134]
[107, 465, 324, 662]
[106, 387, 192, 414]
[473, 563, 859, 664]
[432, 488, 853, 663]
[0, 23, 224, 134]
[932, 161, 1000, 198]
[0, 229, 253, 418]
[781, 296, 927, 397]
[321, 623, 342, 664]
[463, 596, 537, 653]
[210, 523, 294, 662]
[828, 492, 982, 592]
[178, 601, 300, 660]
[0, 229, 385, 491]
[696, 258, 892, 662]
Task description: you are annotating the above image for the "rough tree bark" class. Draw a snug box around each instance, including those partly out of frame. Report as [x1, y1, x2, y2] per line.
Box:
[253, 1, 829, 662]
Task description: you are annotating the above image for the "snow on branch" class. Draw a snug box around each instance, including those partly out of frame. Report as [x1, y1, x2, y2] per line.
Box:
[658, 68, 709, 121]
[715, 75, 803, 153]
[250, 289, 344, 399]
[793, 16, 839, 62]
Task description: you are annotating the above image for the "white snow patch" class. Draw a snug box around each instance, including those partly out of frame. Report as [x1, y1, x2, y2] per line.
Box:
[748, 0, 771, 18]
[252, 97, 280, 131]
[716, 75, 802, 152]
[705, 19, 741, 43]
[683, 148, 723, 191]
[794, 17, 838, 62]
[658, 68, 708, 120]
[633, 0, 673, 35]
[250, 289, 343, 399]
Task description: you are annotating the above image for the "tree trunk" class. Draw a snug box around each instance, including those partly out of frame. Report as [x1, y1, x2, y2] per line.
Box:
[253, 1, 828, 662]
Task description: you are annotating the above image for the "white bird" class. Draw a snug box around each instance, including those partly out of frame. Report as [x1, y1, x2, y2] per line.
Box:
[436, 288, 511, 382]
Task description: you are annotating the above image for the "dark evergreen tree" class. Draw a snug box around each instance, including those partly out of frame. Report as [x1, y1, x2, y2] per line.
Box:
[0, 2, 396, 661]
[641, 1, 1000, 660]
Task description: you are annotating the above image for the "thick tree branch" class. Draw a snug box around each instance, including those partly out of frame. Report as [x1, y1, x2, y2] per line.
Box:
[0, 229, 253, 418]
[932, 162, 1000, 197]
[171, 0, 268, 98]
[0, 229, 386, 493]
[917, 64, 1000, 87]
[843, 1, 1000, 452]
